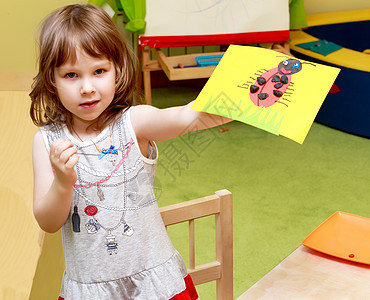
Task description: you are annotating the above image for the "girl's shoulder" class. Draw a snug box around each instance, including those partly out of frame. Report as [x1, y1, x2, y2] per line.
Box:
[33, 129, 43, 144]
[128, 104, 159, 133]
[32, 129, 50, 157]
[37, 122, 65, 149]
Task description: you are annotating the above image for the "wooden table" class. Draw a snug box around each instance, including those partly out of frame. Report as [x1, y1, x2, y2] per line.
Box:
[238, 245, 370, 299]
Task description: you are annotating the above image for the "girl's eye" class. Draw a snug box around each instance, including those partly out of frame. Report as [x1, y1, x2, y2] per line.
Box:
[65, 72, 77, 79]
[293, 62, 300, 69]
[283, 60, 289, 66]
[95, 69, 105, 75]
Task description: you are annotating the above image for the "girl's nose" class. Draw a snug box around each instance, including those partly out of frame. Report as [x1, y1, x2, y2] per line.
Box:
[80, 78, 96, 94]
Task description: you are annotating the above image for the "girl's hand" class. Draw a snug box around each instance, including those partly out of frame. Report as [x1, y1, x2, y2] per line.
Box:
[271, 43, 293, 56]
[49, 138, 79, 187]
[33, 132, 78, 232]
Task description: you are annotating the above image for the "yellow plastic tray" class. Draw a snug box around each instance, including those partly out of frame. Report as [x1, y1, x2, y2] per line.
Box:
[302, 211, 370, 264]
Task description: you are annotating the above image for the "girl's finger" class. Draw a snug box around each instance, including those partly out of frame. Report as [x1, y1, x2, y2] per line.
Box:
[59, 147, 78, 165]
[51, 138, 74, 156]
[50, 138, 67, 151]
[65, 154, 79, 170]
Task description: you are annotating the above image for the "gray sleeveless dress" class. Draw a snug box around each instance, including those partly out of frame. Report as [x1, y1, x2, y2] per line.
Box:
[40, 108, 188, 299]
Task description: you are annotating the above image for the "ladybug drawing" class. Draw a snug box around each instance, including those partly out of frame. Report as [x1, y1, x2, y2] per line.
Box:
[238, 58, 315, 108]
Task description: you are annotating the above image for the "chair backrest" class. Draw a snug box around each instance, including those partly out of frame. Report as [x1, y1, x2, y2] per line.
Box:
[159, 189, 233, 300]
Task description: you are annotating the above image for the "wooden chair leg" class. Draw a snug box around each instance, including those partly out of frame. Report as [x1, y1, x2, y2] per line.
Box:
[215, 190, 233, 300]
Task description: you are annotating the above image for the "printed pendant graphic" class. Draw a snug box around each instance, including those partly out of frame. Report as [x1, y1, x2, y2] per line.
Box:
[72, 205, 81, 233]
[86, 219, 101, 234]
[105, 234, 118, 255]
[106, 153, 117, 165]
[97, 185, 105, 201]
[84, 205, 98, 216]
[99, 145, 118, 166]
[122, 223, 134, 236]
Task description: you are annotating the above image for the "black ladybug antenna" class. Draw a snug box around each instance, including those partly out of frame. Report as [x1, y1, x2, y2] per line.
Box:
[302, 61, 316, 67]
[276, 55, 294, 59]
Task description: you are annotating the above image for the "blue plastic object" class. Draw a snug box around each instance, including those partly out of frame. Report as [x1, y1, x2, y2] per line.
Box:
[195, 55, 224, 67]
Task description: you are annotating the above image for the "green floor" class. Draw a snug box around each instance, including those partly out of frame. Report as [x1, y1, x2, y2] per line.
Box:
[151, 86, 370, 299]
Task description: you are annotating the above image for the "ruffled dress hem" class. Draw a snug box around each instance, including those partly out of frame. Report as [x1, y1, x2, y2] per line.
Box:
[58, 250, 198, 300]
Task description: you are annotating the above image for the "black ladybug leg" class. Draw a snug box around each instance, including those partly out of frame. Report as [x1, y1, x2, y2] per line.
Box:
[277, 98, 291, 107]
[277, 101, 288, 107]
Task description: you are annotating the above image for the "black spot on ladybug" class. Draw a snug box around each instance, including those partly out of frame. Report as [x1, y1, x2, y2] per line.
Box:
[250, 85, 259, 93]
[281, 75, 288, 84]
[274, 83, 283, 89]
[273, 90, 283, 97]
[257, 77, 266, 85]
[272, 75, 280, 82]
[258, 93, 269, 100]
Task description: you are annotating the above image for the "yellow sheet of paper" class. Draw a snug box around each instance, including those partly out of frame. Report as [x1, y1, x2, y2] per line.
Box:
[191, 45, 340, 143]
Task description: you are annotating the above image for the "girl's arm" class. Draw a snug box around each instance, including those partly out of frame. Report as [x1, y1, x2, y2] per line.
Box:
[32, 130, 79, 233]
[130, 100, 232, 142]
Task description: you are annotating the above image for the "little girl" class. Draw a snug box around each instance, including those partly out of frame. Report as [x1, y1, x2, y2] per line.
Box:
[30, 4, 231, 300]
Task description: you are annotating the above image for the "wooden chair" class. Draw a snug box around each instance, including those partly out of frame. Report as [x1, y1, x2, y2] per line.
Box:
[159, 189, 233, 299]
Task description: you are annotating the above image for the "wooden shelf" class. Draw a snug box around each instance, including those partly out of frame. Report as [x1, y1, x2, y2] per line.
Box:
[154, 49, 224, 81]
[139, 45, 224, 104]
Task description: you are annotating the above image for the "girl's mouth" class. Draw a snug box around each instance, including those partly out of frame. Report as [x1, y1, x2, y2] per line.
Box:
[80, 100, 99, 109]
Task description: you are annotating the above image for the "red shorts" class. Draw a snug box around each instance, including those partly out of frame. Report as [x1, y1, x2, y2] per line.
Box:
[58, 274, 198, 300]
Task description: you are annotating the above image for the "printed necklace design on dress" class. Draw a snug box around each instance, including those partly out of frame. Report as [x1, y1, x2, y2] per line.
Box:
[70, 122, 134, 254]
[72, 125, 119, 165]
[72, 124, 119, 202]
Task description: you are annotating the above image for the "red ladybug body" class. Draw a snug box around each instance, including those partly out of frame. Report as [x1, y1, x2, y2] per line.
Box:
[249, 59, 302, 108]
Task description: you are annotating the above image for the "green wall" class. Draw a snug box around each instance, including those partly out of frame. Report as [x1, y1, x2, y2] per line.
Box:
[0, 0, 86, 73]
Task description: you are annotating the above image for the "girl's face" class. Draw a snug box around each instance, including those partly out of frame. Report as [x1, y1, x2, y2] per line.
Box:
[54, 50, 116, 132]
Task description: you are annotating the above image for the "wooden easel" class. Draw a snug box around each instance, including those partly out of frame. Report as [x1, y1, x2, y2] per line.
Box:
[137, 0, 290, 105]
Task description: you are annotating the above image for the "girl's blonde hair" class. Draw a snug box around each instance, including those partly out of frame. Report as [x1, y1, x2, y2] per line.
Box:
[30, 4, 140, 130]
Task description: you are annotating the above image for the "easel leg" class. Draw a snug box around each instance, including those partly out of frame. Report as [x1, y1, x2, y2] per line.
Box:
[136, 42, 143, 105]
[142, 47, 152, 105]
